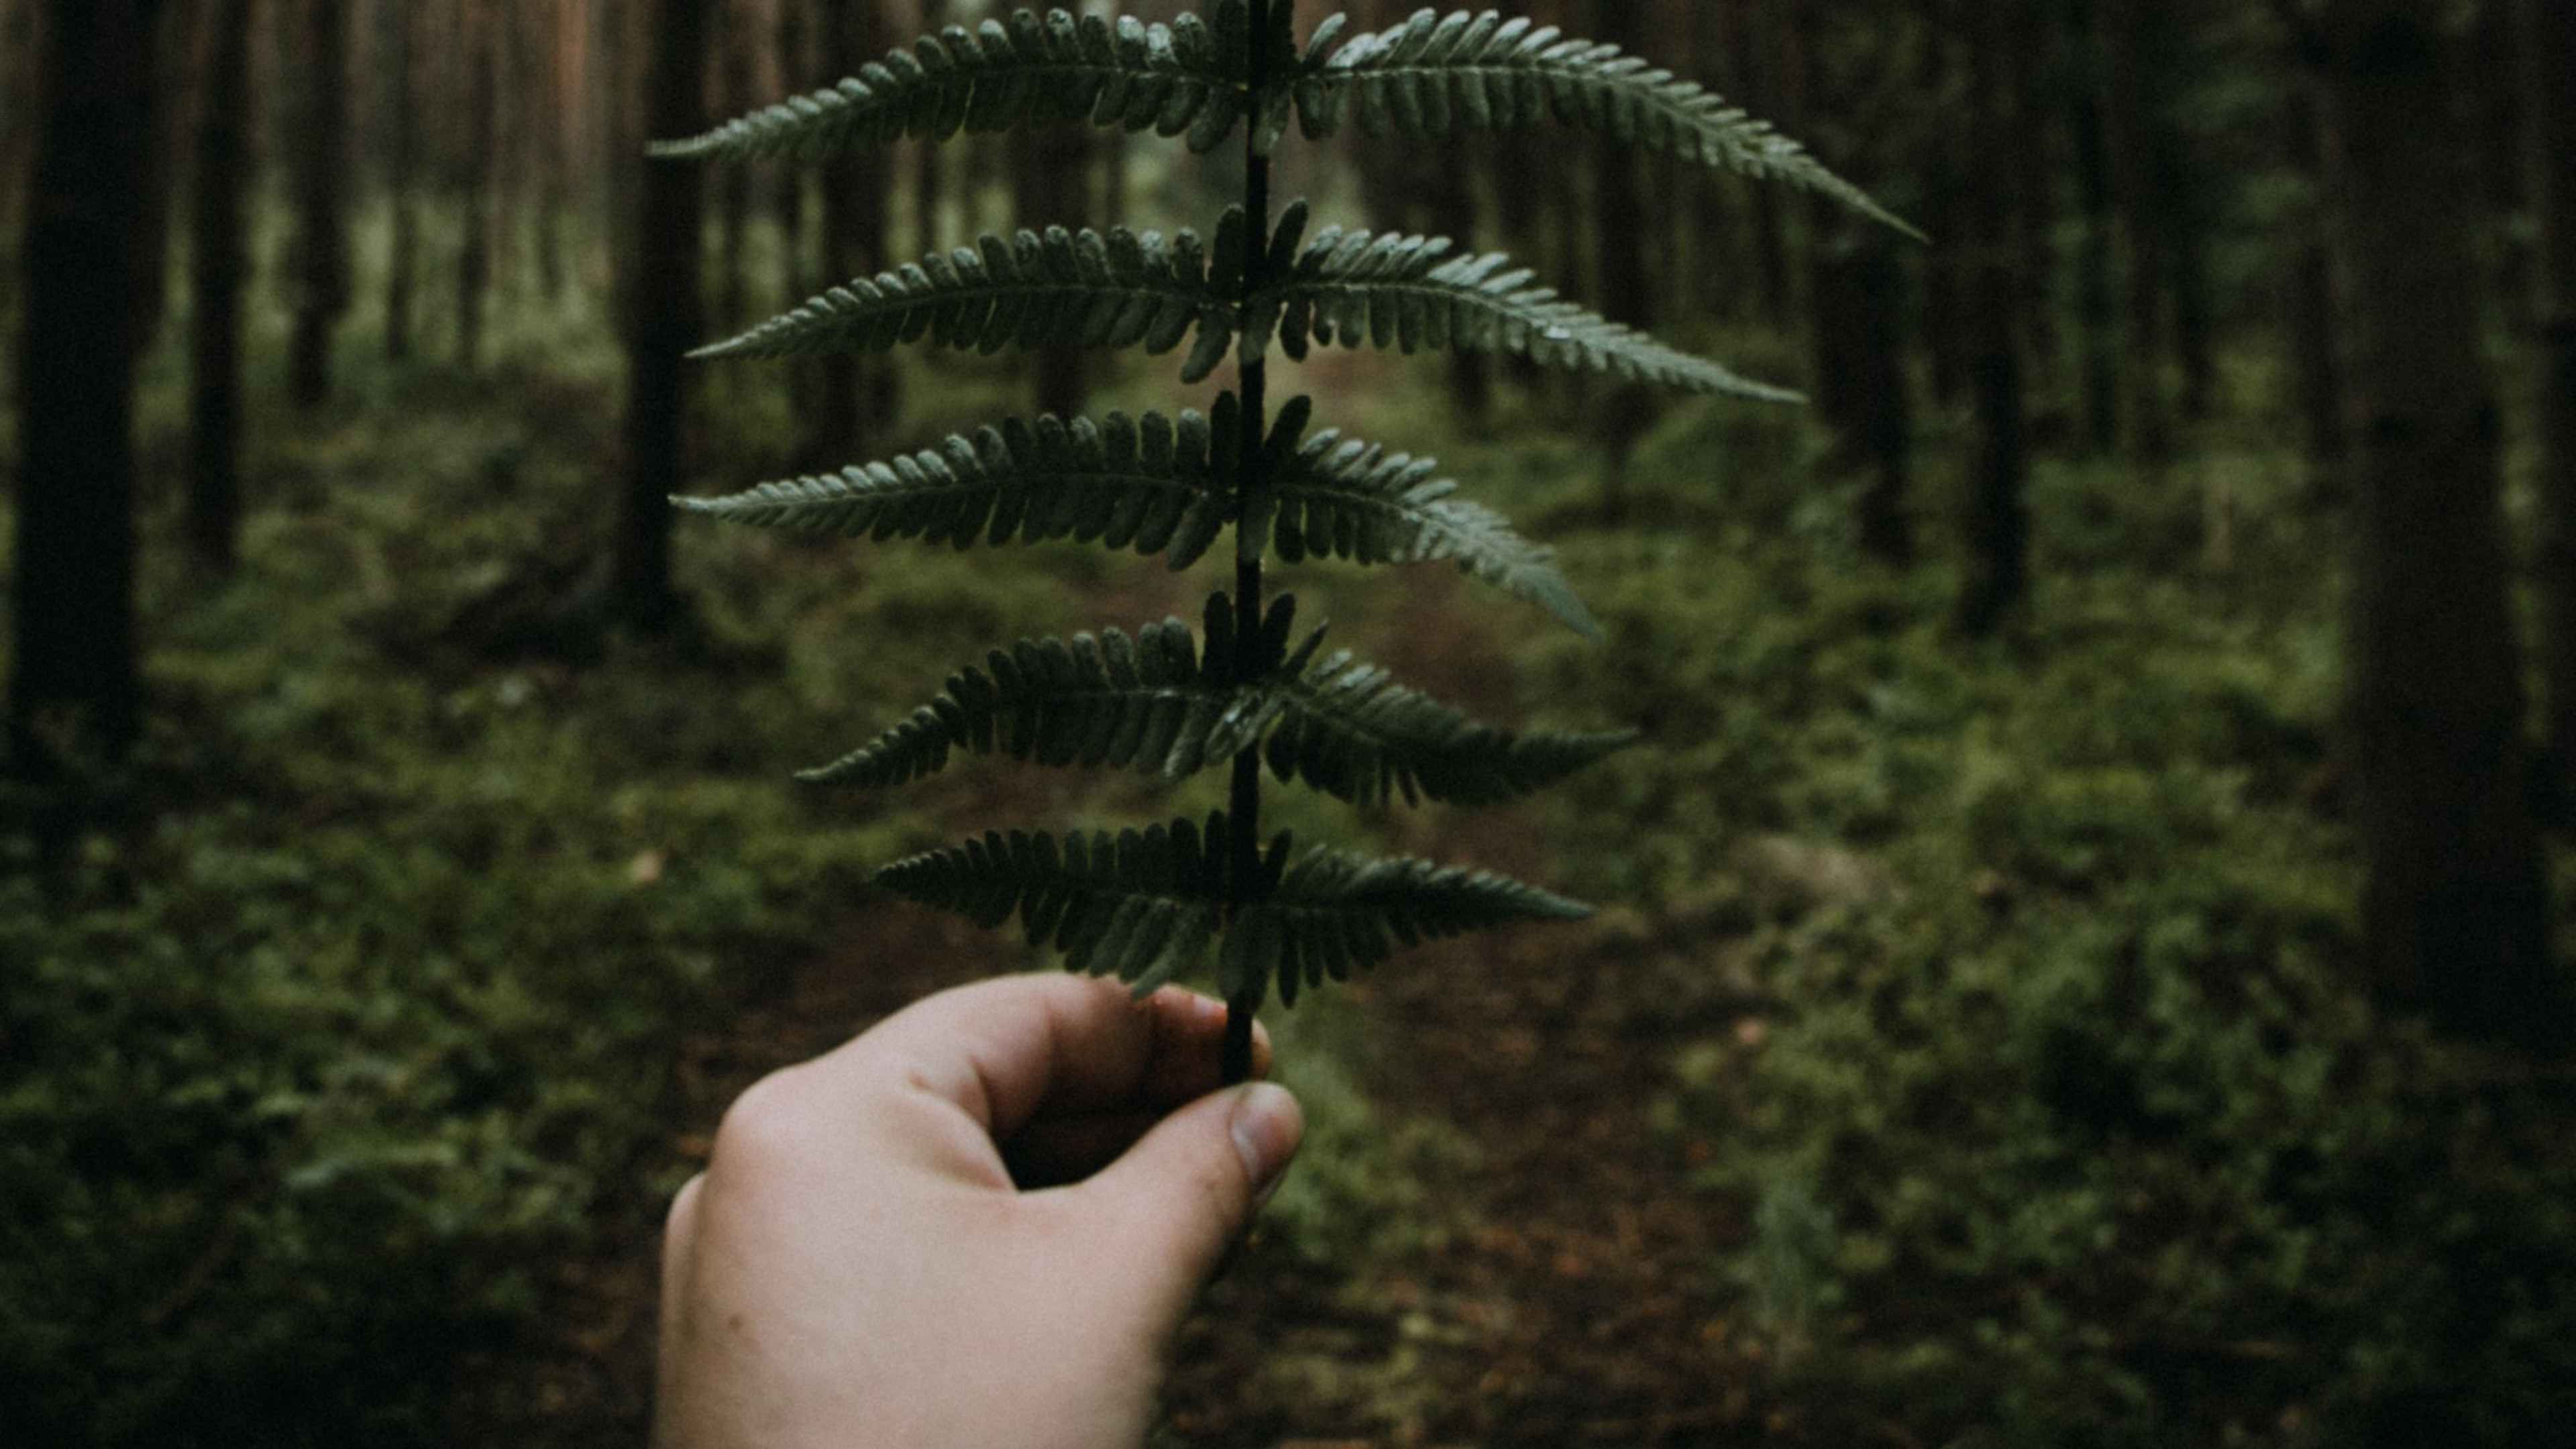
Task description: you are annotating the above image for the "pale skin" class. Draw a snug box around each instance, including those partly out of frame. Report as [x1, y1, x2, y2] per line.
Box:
[655, 975, 1305, 1449]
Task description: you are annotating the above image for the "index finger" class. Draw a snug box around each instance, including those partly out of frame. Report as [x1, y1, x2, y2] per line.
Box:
[826, 974, 1270, 1142]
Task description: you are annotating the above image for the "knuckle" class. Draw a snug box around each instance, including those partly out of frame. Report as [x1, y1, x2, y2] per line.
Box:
[708, 1065, 825, 1177]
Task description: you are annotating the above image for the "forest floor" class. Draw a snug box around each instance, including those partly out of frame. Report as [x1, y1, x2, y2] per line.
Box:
[13, 305, 2576, 1448]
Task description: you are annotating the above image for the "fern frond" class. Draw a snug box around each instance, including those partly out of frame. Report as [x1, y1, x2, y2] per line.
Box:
[1269, 634, 1636, 807]
[692, 221, 1240, 384]
[875, 815, 1236, 992]
[672, 406, 1235, 571]
[649, 3, 1254, 163]
[802, 594, 1625, 808]
[1225, 848, 1593, 1005]
[1287, 8, 1923, 240]
[798, 599, 1283, 789]
[1255, 394, 1599, 637]
[1260, 205, 1801, 400]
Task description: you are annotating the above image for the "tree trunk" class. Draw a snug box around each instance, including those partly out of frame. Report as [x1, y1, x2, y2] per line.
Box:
[1589, 0, 1656, 481]
[1736, 0, 1792, 329]
[127, 1, 184, 366]
[1856, 236, 1915, 568]
[616, 0, 711, 631]
[718, 0, 755, 329]
[384, 0, 417, 360]
[190, 0, 256, 575]
[818, 0, 898, 450]
[2102, 0, 2168, 461]
[458, 0, 497, 369]
[2320, 0, 2556, 1038]
[918, 0, 949, 252]
[288, 0, 348, 406]
[2282, 78, 2345, 493]
[9, 0, 161, 771]
[1012, 92, 1091, 421]
[2524, 0, 2576, 804]
[1957, 0, 2029, 637]
[2063, 0, 2119, 452]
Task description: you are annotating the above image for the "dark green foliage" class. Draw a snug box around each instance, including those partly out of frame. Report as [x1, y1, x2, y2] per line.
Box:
[877, 816, 1589, 1000]
[665, 0, 1891, 1008]
[1287, 8, 1925, 241]
[649, 5, 1250, 164]
[800, 595, 1630, 808]
[675, 405, 1236, 570]
[689, 220, 1240, 382]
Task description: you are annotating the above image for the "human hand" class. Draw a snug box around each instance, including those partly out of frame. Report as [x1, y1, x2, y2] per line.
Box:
[654, 975, 1305, 1449]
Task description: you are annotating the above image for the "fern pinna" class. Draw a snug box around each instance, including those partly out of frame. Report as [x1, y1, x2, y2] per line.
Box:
[657, 3, 1909, 1083]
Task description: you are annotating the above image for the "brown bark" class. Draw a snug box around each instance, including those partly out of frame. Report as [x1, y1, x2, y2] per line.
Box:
[718, 0, 755, 328]
[816, 0, 898, 450]
[2524, 0, 2576, 801]
[1589, 0, 1656, 478]
[2318, 0, 2555, 1038]
[1736, 0, 1792, 327]
[918, 0, 949, 252]
[616, 0, 711, 630]
[2102, 0, 2169, 460]
[127, 1, 185, 365]
[9, 0, 162, 771]
[1011, 80, 1091, 422]
[190, 0, 257, 575]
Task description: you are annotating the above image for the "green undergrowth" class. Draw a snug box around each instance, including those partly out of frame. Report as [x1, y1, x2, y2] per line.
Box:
[1550, 402, 2576, 1445]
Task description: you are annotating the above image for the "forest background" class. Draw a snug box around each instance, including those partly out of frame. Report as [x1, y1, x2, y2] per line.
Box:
[5, 1, 2576, 1445]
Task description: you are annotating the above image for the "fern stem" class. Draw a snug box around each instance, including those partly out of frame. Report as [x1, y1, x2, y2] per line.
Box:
[1221, 2, 1276, 1089]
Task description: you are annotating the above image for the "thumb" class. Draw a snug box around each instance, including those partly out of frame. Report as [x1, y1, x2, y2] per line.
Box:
[1071, 1082, 1303, 1328]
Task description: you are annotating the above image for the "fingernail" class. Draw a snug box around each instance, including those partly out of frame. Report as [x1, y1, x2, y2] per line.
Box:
[1228, 1083, 1303, 1193]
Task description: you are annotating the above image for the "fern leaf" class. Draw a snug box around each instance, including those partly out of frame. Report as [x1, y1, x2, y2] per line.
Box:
[1262, 207, 1801, 401]
[672, 407, 1234, 570]
[798, 601, 1286, 789]
[1227, 849, 1593, 1006]
[649, 3, 1254, 163]
[1269, 633, 1636, 807]
[875, 815, 1235, 993]
[691, 223, 1238, 384]
[1255, 394, 1599, 637]
[1288, 7, 1923, 240]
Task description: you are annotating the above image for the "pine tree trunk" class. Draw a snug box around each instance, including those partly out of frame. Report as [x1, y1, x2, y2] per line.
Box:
[458, 0, 496, 369]
[190, 0, 256, 575]
[2524, 0, 2576, 802]
[9, 0, 160, 771]
[817, 0, 898, 451]
[1915, 3, 1965, 409]
[1957, 0, 2029, 637]
[288, 0, 350, 406]
[917, 0, 948, 252]
[2102, 0, 2168, 461]
[2282, 78, 2345, 493]
[127, 1, 183, 366]
[2319, 0, 2555, 1038]
[616, 0, 711, 631]
[1589, 0, 1656, 482]
[2063, 0, 2119, 452]
[384, 0, 417, 360]
[718, 0, 755, 329]
[1736, 0, 1792, 329]
[1686, 0, 1744, 325]
[1012, 100, 1091, 421]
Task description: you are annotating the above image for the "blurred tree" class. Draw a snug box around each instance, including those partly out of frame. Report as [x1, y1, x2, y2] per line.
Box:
[1957, 0, 2031, 636]
[2312, 0, 2557, 1037]
[127, 3, 186, 365]
[2526, 0, 2576, 802]
[382, 0, 418, 360]
[2277, 67, 2343, 493]
[289, 0, 350, 406]
[615, 0, 710, 631]
[2061, 0, 2119, 451]
[190, 0, 258, 575]
[1913, 0, 1965, 408]
[818, 0, 897, 446]
[9, 0, 163, 771]
[1587, 0, 1657, 498]
[2102, 0, 2169, 460]
[917, 0, 949, 253]
[458, 0, 496, 368]
[717, 0, 756, 327]
[1008, 23, 1089, 421]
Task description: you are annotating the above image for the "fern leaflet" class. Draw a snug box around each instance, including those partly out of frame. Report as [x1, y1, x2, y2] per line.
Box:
[1255, 394, 1599, 637]
[1224, 849, 1593, 1005]
[691, 219, 1243, 384]
[802, 595, 1627, 808]
[649, 3, 1257, 163]
[1287, 8, 1923, 240]
[673, 405, 1235, 571]
[1257, 202, 1801, 400]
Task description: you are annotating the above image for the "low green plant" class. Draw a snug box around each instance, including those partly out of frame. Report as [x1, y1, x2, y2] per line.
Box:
[655, 2, 1911, 1075]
